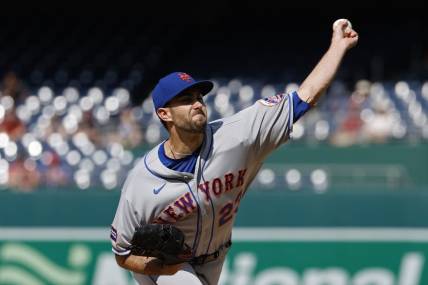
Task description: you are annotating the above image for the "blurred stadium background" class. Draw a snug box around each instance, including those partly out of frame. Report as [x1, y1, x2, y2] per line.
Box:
[0, 5, 427, 285]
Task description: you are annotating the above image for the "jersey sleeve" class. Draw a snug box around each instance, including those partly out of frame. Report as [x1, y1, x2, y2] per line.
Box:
[110, 191, 141, 256]
[246, 91, 295, 159]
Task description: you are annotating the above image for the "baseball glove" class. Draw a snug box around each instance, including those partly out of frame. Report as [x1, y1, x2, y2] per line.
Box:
[130, 224, 193, 265]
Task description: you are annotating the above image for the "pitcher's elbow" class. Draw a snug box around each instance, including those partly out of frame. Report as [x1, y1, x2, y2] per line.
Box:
[115, 254, 127, 268]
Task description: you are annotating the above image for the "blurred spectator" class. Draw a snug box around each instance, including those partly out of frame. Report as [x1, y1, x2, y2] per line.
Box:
[80, 111, 103, 147]
[44, 116, 67, 140]
[0, 107, 26, 141]
[361, 100, 395, 143]
[330, 91, 365, 146]
[9, 156, 41, 192]
[117, 108, 143, 148]
[0, 72, 30, 104]
[44, 158, 72, 187]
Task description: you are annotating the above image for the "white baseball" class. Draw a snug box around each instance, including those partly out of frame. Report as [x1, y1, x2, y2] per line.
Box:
[333, 19, 352, 31]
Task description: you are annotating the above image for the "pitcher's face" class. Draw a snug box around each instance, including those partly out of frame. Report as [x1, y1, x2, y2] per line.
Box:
[159, 88, 208, 133]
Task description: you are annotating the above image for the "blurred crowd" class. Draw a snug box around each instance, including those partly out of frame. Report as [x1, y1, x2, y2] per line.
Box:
[1, 72, 427, 192]
[0, 72, 143, 192]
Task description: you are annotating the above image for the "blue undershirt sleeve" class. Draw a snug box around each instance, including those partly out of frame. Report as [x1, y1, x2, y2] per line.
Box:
[292, 91, 311, 123]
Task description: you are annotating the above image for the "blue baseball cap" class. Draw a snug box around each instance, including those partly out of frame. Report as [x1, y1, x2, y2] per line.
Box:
[152, 72, 214, 110]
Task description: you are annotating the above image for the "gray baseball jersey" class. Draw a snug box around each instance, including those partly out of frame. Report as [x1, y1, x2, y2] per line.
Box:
[111, 91, 294, 285]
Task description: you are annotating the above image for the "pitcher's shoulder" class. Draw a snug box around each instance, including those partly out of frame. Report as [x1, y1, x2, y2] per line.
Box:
[209, 104, 257, 131]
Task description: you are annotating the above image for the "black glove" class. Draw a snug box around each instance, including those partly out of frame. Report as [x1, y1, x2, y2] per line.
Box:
[130, 224, 193, 265]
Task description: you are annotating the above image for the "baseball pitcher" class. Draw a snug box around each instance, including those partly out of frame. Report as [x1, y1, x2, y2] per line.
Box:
[111, 19, 358, 285]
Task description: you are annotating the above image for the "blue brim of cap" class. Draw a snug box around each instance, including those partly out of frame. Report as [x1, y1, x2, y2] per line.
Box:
[181, 80, 214, 96]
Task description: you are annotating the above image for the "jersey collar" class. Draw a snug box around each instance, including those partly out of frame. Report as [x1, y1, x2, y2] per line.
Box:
[143, 125, 213, 181]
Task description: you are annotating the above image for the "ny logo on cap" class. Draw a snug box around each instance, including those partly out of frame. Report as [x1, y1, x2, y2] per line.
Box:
[178, 72, 192, 82]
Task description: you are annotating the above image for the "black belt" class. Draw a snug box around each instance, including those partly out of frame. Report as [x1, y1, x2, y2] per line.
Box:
[190, 240, 232, 265]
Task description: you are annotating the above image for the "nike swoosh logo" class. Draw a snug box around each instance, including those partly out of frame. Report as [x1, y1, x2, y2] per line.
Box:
[153, 183, 166, 195]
